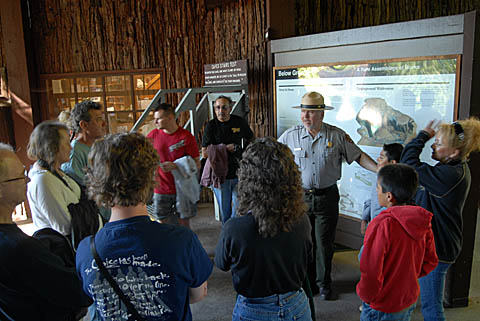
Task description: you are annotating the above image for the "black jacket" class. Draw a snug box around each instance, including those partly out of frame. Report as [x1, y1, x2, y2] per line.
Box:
[0, 225, 91, 321]
[401, 131, 471, 262]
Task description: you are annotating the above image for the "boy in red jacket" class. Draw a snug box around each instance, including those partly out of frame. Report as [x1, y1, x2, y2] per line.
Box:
[357, 163, 438, 321]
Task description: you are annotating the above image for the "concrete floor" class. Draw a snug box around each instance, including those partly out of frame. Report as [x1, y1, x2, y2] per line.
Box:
[190, 203, 480, 321]
[17, 203, 479, 320]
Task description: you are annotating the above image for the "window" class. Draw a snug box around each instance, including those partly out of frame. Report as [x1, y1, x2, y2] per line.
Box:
[42, 70, 162, 134]
[1, 67, 9, 103]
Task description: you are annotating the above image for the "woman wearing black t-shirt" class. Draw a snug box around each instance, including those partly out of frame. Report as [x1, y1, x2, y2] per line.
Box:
[215, 137, 313, 321]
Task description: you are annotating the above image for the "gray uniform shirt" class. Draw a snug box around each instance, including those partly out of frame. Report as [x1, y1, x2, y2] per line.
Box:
[278, 123, 362, 189]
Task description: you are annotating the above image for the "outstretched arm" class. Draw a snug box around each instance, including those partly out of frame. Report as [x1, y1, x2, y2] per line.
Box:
[345, 134, 377, 172]
[400, 120, 455, 196]
[356, 152, 377, 172]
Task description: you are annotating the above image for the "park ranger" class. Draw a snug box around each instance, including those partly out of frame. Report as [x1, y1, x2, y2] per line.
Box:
[278, 91, 376, 300]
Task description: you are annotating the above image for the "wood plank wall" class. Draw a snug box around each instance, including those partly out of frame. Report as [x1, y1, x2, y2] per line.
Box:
[28, 0, 268, 136]
[294, 0, 480, 35]
[0, 14, 4, 67]
[27, 0, 267, 203]
[0, 12, 14, 147]
[13, 0, 480, 145]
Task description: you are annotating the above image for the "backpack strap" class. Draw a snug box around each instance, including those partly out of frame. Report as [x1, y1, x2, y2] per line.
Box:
[89, 236, 145, 321]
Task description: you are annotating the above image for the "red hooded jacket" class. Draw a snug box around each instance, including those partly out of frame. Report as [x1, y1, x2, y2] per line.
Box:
[356, 205, 438, 313]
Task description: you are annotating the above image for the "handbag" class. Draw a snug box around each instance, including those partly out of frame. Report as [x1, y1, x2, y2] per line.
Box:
[68, 187, 101, 249]
[89, 236, 145, 321]
[43, 164, 101, 249]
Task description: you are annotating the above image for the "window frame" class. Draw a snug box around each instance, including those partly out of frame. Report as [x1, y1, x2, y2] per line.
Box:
[39, 69, 164, 133]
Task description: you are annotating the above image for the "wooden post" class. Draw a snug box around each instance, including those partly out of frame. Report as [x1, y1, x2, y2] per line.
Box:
[266, 0, 296, 40]
[0, 0, 34, 165]
[444, 10, 480, 308]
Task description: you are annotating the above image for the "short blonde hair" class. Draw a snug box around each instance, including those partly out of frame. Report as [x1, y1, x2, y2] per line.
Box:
[57, 110, 72, 131]
[437, 117, 480, 160]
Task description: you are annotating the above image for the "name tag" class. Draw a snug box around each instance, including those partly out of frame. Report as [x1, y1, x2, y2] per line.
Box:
[294, 147, 302, 151]
[232, 128, 240, 133]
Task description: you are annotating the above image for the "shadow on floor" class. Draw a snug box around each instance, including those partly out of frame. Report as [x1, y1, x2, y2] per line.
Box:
[190, 203, 480, 321]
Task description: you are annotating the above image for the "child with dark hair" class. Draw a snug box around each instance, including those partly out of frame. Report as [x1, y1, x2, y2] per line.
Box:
[358, 144, 404, 266]
[360, 143, 404, 236]
[357, 164, 438, 321]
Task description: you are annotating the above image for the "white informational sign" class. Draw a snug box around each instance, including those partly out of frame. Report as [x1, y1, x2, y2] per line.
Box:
[274, 56, 459, 219]
[204, 59, 248, 86]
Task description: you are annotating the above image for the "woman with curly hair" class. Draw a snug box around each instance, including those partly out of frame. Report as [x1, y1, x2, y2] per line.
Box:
[401, 117, 480, 321]
[75, 133, 212, 321]
[215, 137, 313, 321]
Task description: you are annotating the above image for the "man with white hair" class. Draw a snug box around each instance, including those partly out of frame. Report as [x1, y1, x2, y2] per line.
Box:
[0, 143, 90, 320]
[278, 91, 376, 300]
[201, 95, 254, 224]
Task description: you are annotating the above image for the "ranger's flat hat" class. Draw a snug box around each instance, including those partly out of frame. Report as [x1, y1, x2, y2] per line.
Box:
[293, 91, 334, 110]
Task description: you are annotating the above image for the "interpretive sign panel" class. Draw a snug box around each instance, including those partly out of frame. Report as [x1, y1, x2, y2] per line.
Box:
[274, 56, 460, 219]
[204, 59, 248, 86]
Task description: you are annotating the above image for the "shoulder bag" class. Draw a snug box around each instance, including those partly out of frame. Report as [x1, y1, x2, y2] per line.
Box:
[89, 236, 145, 321]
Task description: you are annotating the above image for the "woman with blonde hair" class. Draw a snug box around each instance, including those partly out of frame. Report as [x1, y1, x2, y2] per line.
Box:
[57, 110, 74, 139]
[401, 117, 480, 321]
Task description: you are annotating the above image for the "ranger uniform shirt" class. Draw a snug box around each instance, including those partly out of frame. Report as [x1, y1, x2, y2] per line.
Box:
[278, 123, 362, 189]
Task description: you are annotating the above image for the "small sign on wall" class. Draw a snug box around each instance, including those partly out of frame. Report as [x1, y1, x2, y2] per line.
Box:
[204, 59, 248, 87]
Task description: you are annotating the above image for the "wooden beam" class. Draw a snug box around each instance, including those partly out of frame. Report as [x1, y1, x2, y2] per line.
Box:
[266, 0, 295, 40]
[444, 10, 480, 309]
[0, 0, 34, 165]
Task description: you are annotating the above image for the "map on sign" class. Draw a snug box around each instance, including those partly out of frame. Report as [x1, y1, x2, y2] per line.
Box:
[274, 56, 459, 219]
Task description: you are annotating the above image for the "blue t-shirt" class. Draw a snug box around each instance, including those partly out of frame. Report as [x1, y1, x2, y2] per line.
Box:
[76, 216, 213, 321]
[359, 178, 386, 261]
[361, 177, 385, 222]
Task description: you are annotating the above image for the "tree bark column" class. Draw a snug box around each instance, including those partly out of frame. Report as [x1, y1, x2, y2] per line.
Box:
[0, 0, 34, 164]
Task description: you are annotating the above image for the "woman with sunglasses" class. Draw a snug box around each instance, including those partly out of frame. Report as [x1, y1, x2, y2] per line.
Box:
[27, 121, 81, 238]
[401, 118, 480, 321]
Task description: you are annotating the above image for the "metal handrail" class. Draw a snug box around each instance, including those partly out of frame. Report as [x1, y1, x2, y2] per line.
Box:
[131, 85, 249, 141]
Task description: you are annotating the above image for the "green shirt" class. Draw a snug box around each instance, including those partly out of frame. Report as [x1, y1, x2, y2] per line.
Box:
[61, 140, 90, 187]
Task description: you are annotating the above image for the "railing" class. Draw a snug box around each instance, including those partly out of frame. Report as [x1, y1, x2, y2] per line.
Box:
[131, 85, 249, 141]
[12, 201, 31, 224]
[131, 85, 249, 220]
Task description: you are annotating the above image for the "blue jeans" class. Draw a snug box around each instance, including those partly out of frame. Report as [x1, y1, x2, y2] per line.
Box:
[233, 289, 312, 321]
[360, 302, 416, 321]
[212, 178, 238, 224]
[419, 262, 451, 321]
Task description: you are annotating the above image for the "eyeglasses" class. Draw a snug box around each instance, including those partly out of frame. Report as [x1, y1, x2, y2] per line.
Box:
[1, 170, 28, 183]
